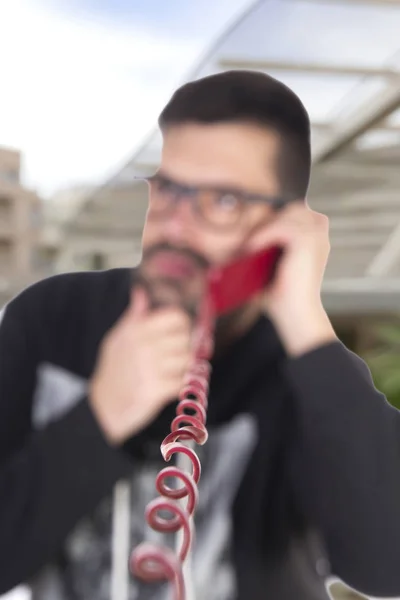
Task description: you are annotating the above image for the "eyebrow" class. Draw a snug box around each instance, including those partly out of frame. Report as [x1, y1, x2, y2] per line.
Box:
[154, 169, 257, 197]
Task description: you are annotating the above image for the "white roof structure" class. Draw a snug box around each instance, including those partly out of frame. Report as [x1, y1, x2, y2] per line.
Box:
[68, 0, 400, 314]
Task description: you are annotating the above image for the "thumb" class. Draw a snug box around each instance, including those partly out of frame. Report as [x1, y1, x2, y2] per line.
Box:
[129, 285, 149, 320]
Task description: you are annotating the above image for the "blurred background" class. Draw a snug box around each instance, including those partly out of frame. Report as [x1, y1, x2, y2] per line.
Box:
[1, 0, 400, 598]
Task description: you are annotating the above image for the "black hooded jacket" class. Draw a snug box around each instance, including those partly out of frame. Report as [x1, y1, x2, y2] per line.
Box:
[0, 268, 400, 599]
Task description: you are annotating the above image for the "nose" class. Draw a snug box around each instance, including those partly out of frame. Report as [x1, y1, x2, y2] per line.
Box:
[163, 196, 197, 242]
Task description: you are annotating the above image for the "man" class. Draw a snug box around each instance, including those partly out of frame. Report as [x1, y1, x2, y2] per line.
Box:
[0, 70, 399, 600]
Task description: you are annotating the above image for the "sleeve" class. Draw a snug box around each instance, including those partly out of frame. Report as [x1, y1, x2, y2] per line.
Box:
[284, 340, 400, 598]
[0, 302, 133, 594]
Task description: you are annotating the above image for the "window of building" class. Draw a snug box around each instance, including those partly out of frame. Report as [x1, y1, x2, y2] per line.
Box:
[0, 196, 12, 228]
[0, 169, 19, 183]
[0, 240, 12, 271]
[0, 195, 11, 208]
[30, 247, 57, 272]
[91, 253, 107, 271]
[30, 206, 43, 229]
[73, 252, 108, 271]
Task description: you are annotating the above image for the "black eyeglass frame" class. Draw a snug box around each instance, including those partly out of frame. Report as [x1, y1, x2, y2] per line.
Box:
[135, 173, 297, 229]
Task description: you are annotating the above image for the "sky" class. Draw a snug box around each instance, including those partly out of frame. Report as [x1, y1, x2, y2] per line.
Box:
[1, 0, 400, 199]
[0, 0, 251, 198]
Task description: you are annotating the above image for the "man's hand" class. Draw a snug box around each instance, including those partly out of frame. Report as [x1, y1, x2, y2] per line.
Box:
[247, 202, 337, 356]
[89, 287, 193, 445]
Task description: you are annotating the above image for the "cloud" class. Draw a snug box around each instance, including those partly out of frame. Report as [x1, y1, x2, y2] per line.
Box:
[0, 0, 249, 197]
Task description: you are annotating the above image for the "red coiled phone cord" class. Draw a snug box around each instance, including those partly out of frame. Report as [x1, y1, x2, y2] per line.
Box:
[129, 247, 281, 598]
[130, 298, 214, 600]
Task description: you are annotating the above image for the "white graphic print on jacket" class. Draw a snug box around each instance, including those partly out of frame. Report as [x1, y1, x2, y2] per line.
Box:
[30, 363, 258, 600]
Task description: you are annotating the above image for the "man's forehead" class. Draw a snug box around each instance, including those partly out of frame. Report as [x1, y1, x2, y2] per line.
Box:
[159, 124, 279, 195]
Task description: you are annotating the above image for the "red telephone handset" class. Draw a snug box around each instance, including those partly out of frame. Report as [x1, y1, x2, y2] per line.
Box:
[207, 245, 282, 316]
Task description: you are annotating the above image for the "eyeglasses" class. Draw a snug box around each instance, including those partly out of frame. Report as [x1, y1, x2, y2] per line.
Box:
[137, 173, 293, 230]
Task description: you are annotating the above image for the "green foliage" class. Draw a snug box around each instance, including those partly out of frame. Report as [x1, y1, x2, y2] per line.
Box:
[363, 320, 400, 410]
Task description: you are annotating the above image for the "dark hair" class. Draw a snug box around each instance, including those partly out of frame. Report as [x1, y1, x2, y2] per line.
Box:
[158, 70, 311, 199]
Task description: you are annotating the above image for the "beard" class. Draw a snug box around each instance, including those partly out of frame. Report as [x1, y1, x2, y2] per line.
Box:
[136, 242, 210, 321]
[135, 272, 199, 320]
[136, 242, 261, 354]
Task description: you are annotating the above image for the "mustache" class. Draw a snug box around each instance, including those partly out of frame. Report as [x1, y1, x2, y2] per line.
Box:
[142, 242, 210, 271]
[134, 273, 198, 320]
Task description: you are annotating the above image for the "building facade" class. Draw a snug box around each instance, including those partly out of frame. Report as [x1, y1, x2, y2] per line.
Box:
[0, 147, 56, 307]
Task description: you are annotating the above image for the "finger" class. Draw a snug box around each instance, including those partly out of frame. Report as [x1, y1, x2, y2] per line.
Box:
[161, 377, 188, 404]
[282, 203, 328, 227]
[246, 220, 296, 253]
[129, 286, 150, 320]
[147, 309, 192, 336]
[277, 202, 316, 223]
[158, 352, 192, 380]
[247, 207, 328, 254]
[154, 331, 192, 356]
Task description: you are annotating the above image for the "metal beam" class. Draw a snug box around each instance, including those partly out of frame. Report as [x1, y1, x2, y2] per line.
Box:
[331, 232, 387, 248]
[112, 163, 156, 182]
[326, 252, 377, 278]
[310, 167, 400, 193]
[329, 213, 400, 230]
[322, 279, 400, 315]
[365, 220, 400, 276]
[218, 58, 400, 79]
[313, 121, 400, 133]
[310, 181, 400, 201]
[312, 160, 400, 178]
[70, 224, 144, 237]
[133, 148, 162, 170]
[323, 277, 400, 292]
[119, 163, 158, 177]
[333, 144, 400, 163]
[312, 81, 400, 162]
[295, 0, 400, 6]
[56, 237, 141, 254]
[312, 192, 400, 213]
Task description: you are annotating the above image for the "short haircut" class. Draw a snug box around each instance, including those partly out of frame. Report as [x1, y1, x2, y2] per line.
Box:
[158, 70, 311, 199]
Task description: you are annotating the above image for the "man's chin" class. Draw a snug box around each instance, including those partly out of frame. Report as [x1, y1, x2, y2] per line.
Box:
[136, 273, 200, 319]
[149, 281, 185, 307]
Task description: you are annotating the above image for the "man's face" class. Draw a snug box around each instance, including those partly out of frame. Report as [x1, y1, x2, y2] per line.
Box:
[139, 122, 280, 316]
